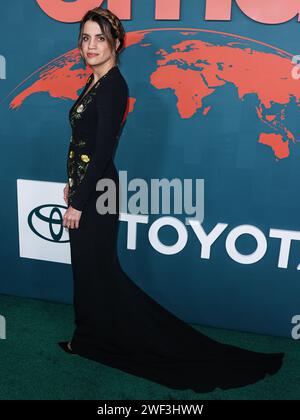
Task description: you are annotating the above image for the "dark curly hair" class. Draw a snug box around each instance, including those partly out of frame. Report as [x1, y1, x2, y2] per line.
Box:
[78, 6, 126, 65]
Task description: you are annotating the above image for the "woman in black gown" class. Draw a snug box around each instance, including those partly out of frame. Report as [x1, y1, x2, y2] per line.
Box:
[60, 6, 284, 392]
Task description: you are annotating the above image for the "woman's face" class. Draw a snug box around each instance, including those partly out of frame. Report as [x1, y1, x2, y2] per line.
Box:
[81, 20, 119, 67]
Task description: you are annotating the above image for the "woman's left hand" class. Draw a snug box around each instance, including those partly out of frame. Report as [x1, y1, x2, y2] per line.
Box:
[63, 206, 82, 229]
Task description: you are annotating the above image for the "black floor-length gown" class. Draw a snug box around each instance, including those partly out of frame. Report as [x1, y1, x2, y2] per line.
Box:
[66, 65, 284, 392]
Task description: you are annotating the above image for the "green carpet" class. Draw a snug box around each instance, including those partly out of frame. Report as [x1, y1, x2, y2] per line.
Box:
[0, 294, 298, 400]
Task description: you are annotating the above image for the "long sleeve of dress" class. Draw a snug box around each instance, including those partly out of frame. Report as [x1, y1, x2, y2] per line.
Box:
[70, 77, 128, 211]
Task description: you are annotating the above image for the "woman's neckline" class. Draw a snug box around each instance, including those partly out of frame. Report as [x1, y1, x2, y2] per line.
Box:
[89, 64, 118, 85]
[76, 65, 118, 107]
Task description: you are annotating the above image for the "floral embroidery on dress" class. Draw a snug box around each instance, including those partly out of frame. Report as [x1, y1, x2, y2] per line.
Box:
[78, 139, 86, 148]
[67, 147, 90, 202]
[69, 79, 100, 128]
[67, 155, 76, 178]
[67, 67, 117, 204]
[76, 104, 84, 113]
[77, 160, 90, 183]
[69, 67, 116, 128]
[70, 93, 94, 127]
[80, 154, 90, 163]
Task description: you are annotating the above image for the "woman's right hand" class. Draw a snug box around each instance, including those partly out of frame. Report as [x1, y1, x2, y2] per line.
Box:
[63, 183, 69, 205]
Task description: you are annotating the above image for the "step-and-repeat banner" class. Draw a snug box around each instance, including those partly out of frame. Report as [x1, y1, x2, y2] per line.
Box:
[1, 0, 300, 338]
